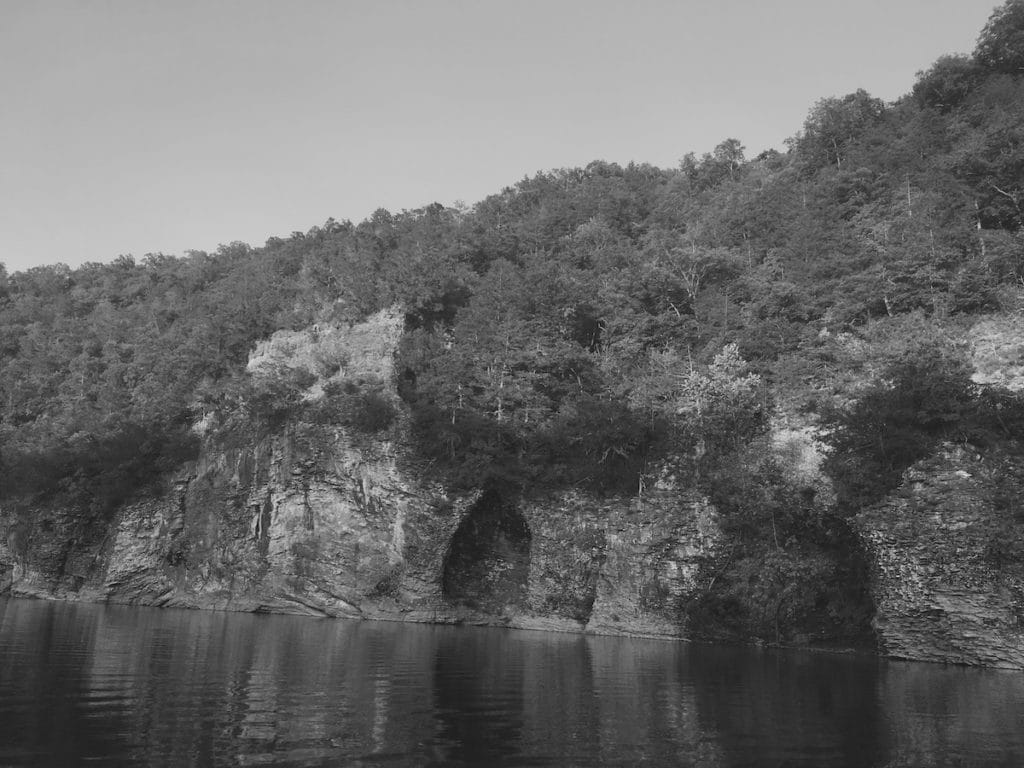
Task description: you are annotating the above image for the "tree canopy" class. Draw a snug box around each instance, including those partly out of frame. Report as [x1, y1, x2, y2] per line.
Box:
[3, 1, 1024, 516]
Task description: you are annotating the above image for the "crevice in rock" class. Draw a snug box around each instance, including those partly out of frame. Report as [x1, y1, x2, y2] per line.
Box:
[251, 491, 273, 555]
[170, 475, 192, 537]
[302, 486, 314, 531]
[441, 488, 531, 613]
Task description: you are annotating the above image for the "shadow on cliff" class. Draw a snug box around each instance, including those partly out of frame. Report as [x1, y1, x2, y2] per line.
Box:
[0, 423, 198, 590]
[441, 487, 531, 616]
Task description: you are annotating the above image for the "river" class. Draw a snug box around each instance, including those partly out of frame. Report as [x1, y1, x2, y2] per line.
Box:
[1, 597, 1022, 766]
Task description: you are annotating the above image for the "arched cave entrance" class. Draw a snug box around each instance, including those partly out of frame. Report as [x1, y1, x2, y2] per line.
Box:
[442, 488, 531, 613]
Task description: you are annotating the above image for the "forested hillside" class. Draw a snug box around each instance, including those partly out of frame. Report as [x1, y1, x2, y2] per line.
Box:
[3, 1, 1024, 644]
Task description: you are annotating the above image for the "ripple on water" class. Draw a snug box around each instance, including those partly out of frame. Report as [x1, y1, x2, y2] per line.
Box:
[2, 599, 1024, 767]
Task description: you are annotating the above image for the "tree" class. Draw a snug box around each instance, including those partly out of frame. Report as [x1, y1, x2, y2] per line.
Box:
[636, 232, 742, 339]
[912, 55, 982, 112]
[947, 75, 1024, 230]
[820, 339, 978, 509]
[975, 0, 1024, 73]
[679, 138, 747, 192]
[628, 343, 767, 475]
[793, 90, 886, 170]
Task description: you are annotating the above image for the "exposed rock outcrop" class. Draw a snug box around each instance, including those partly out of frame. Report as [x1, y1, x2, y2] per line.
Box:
[0, 312, 723, 638]
[969, 313, 1024, 392]
[855, 445, 1024, 669]
[2, 420, 722, 636]
[5, 311, 1024, 667]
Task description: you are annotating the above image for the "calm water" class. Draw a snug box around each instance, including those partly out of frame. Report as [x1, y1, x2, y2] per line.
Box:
[1, 598, 1023, 767]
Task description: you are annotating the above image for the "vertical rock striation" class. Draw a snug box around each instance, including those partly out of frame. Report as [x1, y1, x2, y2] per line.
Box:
[1, 421, 722, 637]
[855, 445, 1024, 668]
[5, 309, 1023, 666]
[0, 311, 724, 638]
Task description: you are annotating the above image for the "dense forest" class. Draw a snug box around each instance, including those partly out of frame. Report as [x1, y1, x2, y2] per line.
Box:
[3, 1, 1024, 643]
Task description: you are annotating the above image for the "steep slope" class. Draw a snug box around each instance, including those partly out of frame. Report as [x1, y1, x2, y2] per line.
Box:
[856, 445, 1024, 668]
[1, 312, 724, 639]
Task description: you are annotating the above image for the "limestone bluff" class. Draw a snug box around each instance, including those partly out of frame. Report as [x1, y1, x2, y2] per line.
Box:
[3, 309, 1023, 669]
[0, 310, 720, 637]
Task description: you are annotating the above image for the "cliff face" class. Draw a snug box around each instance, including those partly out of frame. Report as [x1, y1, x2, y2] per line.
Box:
[1, 422, 720, 636]
[855, 445, 1024, 669]
[4, 312, 1024, 666]
[0, 312, 721, 637]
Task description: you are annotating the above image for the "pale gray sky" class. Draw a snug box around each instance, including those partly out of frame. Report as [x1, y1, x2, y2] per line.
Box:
[0, 0, 1001, 272]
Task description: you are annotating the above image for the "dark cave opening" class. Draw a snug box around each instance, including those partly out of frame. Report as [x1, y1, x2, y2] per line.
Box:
[441, 488, 531, 613]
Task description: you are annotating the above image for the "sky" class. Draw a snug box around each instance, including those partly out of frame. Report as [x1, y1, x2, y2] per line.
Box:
[0, 0, 1003, 272]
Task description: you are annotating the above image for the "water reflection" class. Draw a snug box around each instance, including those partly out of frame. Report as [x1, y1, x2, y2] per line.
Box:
[878, 661, 1024, 767]
[687, 645, 890, 767]
[1, 597, 1023, 766]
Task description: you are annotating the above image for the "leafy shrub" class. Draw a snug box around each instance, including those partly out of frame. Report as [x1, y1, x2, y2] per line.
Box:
[689, 459, 875, 646]
[243, 367, 318, 426]
[1, 421, 199, 515]
[309, 379, 397, 433]
[820, 338, 1024, 511]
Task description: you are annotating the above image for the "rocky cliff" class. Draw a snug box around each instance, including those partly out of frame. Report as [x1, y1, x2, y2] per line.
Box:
[4, 425, 720, 638]
[855, 445, 1024, 669]
[0, 311, 721, 638]
[4, 312, 1024, 668]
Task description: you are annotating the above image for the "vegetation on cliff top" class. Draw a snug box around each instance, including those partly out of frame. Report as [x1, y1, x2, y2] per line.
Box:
[3, 1, 1024, 644]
